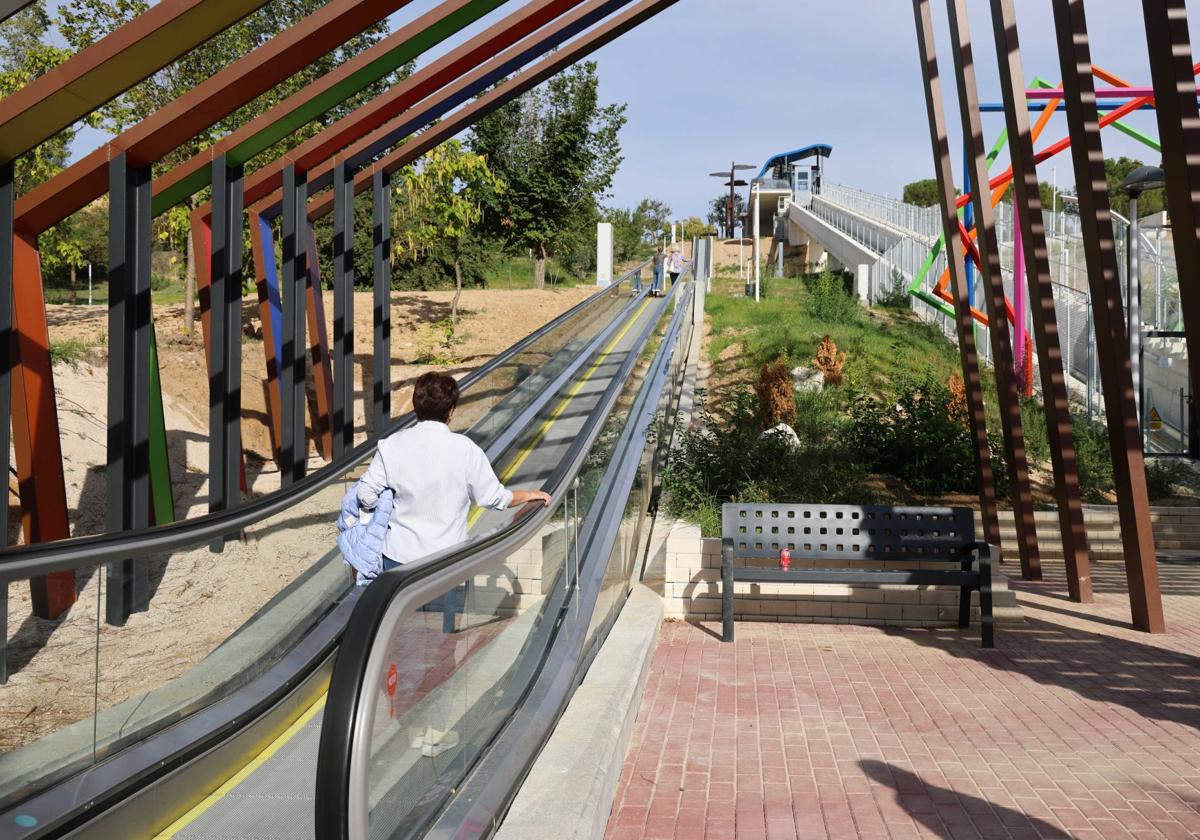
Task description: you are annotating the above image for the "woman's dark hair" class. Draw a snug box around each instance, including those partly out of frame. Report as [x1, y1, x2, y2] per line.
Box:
[412, 372, 460, 422]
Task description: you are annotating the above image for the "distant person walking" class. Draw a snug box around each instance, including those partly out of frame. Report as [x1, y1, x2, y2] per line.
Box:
[651, 243, 666, 297]
[668, 247, 684, 287]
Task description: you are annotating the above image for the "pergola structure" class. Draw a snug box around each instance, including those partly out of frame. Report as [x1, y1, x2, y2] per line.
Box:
[0, 0, 1193, 638]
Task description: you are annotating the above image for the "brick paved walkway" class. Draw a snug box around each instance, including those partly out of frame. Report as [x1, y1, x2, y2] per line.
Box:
[606, 557, 1200, 839]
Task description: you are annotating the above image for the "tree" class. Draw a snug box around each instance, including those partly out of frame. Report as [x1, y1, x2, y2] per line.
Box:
[393, 141, 505, 321]
[902, 179, 940, 208]
[634, 198, 671, 245]
[707, 192, 745, 237]
[43, 202, 108, 304]
[680, 216, 709, 240]
[1104, 156, 1165, 220]
[470, 62, 627, 288]
[0, 4, 74, 195]
[57, 0, 395, 333]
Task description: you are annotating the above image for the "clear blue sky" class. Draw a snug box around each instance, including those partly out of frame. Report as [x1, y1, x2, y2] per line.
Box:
[60, 0, 1199, 223]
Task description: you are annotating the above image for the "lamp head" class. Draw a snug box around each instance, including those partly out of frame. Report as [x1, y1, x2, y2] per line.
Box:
[1120, 165, 1166, 198]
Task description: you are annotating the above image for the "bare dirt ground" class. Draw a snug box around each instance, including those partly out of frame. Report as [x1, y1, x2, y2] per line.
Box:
[0, 286, 592, 763]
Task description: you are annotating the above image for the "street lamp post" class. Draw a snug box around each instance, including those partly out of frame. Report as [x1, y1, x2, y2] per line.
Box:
[1120, 165, 1166, 443]
[709, 163, 755, 239]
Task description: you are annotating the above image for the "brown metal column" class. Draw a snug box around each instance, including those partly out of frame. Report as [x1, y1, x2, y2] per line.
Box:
[945, 0, 1041, 580]
[987, 0, 1091, 601]
[1142, 1, 1200, 401]
[911, 0, 1002, 549]
[1051, 0, 1164, 632]
[944, 0, 1042, 580]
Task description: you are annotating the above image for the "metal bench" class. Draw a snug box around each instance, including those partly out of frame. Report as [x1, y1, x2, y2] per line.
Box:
[721, 503, 994, 647]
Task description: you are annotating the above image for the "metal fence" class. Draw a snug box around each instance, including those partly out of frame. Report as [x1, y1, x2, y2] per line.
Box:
[844, 183, 1189, 452]
[821, 183, 942, 241]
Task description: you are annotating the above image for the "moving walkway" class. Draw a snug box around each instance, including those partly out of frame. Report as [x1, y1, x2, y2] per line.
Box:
[0, 263, 695, 839]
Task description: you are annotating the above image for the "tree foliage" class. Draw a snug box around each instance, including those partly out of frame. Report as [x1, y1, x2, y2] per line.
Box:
[469, 62, 626, 287]
[1104, 156, 1165, 220]
[707, 192, 745, 236]
[902, 178, 940, 208]
[604, 198, 671, 262]
[392, 141, 506, 320]
[680, 216, 710, 240]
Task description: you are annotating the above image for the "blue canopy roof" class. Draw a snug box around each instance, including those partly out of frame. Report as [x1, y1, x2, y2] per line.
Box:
[757, 144, 833, 179]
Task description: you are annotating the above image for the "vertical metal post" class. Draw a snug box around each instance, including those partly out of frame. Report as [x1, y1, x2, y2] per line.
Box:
[333, 161, 355, 456]
[209, 156, 243, 519]
[1143, 0, 1200, 399]
[372, 170, 391, 437]
[911, 0, 1002, 547]
[0, 162, 10, 683]
[946, 0, 1041, 581]
[989, 0, 1091, 600]
[1052, 0, 1164, 633]
[106, 153, 152, 624]
[280, 164, 308, 486]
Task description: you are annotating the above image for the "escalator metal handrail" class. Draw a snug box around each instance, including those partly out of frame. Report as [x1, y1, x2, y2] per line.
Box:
[429, 271, 696, 839]
[314, 279, 687, 839]
[0, 261, 650, 582]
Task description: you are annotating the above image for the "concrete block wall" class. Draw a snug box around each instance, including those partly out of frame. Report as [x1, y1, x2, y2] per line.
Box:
[465, 523, 567, 617]
[662, 521, 1021, 627]
[975, 507, 1200, 562]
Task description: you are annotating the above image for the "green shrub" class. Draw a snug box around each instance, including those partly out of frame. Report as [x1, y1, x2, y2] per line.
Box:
[805, 267, 860, 325]
[847, 371, 979, 495]
[1071, 414, 1114, 502]
[661, 390, 870, 535]
[50, 338, 92, 365]
[874, 269, 912, 310]
[1144, 458, 1200, 501]
[414, 318, 458, 365]
[1019, 397, 1051, 466]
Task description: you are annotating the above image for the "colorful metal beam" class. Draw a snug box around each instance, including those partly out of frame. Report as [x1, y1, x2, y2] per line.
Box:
[206, 0, 632, 455]
[150, 0, 511, 218]
[0, 0, 272, 164]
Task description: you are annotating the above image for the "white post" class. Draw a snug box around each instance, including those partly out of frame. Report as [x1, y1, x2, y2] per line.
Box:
[596, 222, 613, 287]
[753, 184, 761, 302]
[670, 223, 677, 246]
[739, 228, 744, 286]
[88, 262, 93, 306]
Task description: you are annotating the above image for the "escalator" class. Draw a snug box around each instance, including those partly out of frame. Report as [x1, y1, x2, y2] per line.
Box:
[0, 262, 695, 839]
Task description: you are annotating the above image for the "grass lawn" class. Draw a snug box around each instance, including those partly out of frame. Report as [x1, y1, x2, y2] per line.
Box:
[705, 267, 962, 395]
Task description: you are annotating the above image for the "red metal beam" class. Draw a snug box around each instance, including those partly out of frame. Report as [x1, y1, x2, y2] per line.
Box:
[11, 233, 73, 617]
[197, 0, 593, 224]
[13, 0, 415, 236]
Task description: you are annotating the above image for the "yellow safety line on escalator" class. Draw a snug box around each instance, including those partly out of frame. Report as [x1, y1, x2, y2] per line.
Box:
[147, 299, 652, 839]
[151, 693, 327, 839]
[467, 296, 654, 529]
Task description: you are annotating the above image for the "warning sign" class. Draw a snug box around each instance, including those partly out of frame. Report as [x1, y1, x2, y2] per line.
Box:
[1149, 407, 1163, 431]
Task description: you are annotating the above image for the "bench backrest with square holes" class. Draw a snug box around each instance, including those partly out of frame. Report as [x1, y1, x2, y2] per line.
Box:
[722, 503, 975, 564]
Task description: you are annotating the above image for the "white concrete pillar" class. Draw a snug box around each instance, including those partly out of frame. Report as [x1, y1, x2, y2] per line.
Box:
[596, 222, 613, 287]
[753, 185, 761, 301]
[856, 264, 870, 303]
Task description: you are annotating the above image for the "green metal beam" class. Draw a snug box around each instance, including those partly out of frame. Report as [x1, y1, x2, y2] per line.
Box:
[151, 0, 507, 214]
